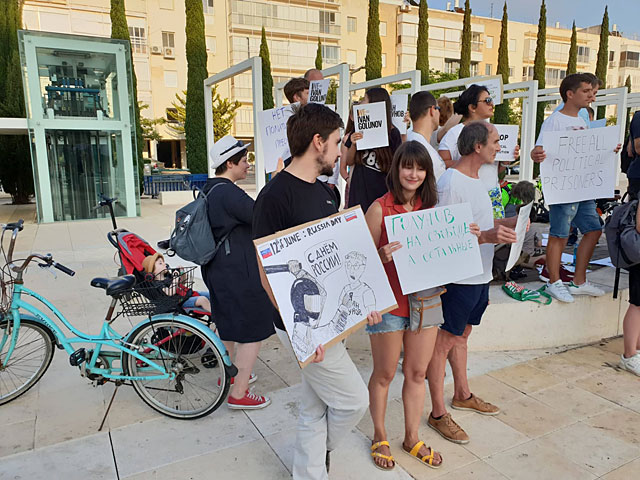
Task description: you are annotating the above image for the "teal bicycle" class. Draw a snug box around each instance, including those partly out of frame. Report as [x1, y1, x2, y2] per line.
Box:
[0, 220, 236, 419]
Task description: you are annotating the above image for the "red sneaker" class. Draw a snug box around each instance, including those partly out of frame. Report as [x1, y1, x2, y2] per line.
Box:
[227, 390, 271, 410]
[539, 265, 574, 284]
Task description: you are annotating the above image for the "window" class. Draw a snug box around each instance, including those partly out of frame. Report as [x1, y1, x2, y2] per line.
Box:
[347, 49, 357, 67]
[202, 0, 214, 14]
[128, 26, 146, 54]
[445, 59, 460, 74]
[485, 64, 492, 76]
[322, 45, 340, 64]
[470, 62, 478, 77]
[319, 11, 336, 34]
[162, 32, 175, 49]
[509, 39, 516, 52]
[166, 108, 179, 123]
[621, 51, 640, 68]
[380, 22, 387, 37]
[206, 36, 216, 54]
[486, 36, 493, 49]
[382, 53, 386, 68]
[347, 16, 357, 33]
[609, 51, 615, 61]
[509, 67, 514, 77]
[164, 70, 178, 88]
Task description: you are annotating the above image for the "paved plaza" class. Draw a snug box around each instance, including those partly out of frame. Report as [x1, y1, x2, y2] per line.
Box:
[1, 195, 640, 480]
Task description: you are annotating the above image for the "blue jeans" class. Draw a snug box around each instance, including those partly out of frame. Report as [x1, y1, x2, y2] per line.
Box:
[549, 200, 601, 238]
[365, 313, 409, 334]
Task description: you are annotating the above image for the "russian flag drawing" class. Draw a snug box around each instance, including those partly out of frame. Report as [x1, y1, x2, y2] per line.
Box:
[345, 211, 357, 222]
[260, 247, 273, 259]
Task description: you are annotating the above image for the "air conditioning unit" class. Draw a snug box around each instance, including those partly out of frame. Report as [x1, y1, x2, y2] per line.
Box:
[163, 47, 175, 59]
[399, 5, 411, 13]
[151, 45, 162, 55]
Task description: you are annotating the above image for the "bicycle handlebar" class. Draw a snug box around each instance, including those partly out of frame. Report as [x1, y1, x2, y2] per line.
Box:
[53, 261, 76, 277]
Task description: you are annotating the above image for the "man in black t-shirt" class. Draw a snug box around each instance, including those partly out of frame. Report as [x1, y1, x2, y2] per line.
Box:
[253, 103, 378, 480]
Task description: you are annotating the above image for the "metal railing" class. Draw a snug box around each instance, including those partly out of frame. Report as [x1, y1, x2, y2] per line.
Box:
[143, 174, 208, 198]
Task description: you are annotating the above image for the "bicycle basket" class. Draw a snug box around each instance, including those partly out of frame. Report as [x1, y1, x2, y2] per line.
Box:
[0, 264, 15, 315]
[119, 267, 196, 317]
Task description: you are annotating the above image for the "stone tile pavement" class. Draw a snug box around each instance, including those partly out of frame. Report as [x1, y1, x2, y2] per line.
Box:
[1, 196, 640, 479]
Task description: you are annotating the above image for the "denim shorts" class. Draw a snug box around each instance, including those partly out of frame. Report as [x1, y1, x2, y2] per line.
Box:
[183, 291, 210, 310]
[366, 313, 410, 334]
[549, 200, 601, 238]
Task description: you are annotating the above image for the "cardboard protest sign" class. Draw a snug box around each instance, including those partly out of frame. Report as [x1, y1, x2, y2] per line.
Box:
[506, 202, 533, 271]
[539, 126, 619, 205]
[466, 75, 503, 105]
[384, 203, 483, 295]
[259, 105, 294, 173]
[255, 207, 397, 366]
[495, 124, 519, 161]
[309, 79, 330, 104]
[353, 102, 389, 150]
[390, 94, 409, 135]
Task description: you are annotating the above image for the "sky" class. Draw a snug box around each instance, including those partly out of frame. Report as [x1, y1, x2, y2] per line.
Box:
[428, 0, 640, 40]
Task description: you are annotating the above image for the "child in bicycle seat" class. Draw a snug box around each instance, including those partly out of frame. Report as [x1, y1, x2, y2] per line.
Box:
[141, 253, 211, 313]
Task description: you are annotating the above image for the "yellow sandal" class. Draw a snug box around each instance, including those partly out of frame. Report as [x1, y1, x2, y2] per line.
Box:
[402, 440, 442, 469]
[371, 441, 395, 471]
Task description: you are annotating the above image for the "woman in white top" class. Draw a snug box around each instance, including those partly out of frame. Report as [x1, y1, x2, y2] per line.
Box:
[438, 85, 519, 219]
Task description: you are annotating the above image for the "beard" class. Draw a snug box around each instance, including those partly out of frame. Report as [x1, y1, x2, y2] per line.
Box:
[316, 144, 336, 177]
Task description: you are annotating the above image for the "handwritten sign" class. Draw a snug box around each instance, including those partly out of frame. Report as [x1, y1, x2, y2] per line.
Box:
[309, 79, 330, 104]
[384, 203, 483, 295]
[390, 94, 408, 135]
[506, 202, 533, 271]
[255, 207, 397, 366]
[353, 101, 389, 151]
[259, 105, 294, 173]
[539, 126, 619, 205]
[466, 75, 503, 105]
[495, 124, 519, 161]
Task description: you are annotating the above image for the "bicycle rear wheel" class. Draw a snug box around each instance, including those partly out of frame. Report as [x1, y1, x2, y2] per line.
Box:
[0, 318, 55, 405]
[122, 318, 230, 419]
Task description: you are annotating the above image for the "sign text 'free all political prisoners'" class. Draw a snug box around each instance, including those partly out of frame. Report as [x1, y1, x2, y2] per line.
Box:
[384, 203, 483, 295]
[259, 105, 295, 173]
[308, 79, 330, 104]
[539, 125, 619, 205]
[390, 94, 408, 135]
[254, 207, 397, 367]
[495, 124, 519, 161]
[353, 102, 389, 151]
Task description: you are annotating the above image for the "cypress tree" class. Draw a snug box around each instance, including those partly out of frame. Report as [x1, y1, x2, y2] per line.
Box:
[183, 0, 208, 173]
[533, 0, 547, 142]
[260, 27, 274, 109]
[493, 2, 512, 124]
[365, 0, 382, 80]
[459, 0, 472, 79]
[416, 0, 429, 85]
[111, 0, 144, 185]
[0, 0, 33, 204]
[315, 38, 322, 70]
[625, 75, 632, 136]
[595, 6, 609, 119]
[566, 21, 577, 75]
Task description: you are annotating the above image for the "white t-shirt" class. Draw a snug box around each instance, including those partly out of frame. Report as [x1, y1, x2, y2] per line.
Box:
[437, 168, 494, 285]
[430, 128, 441, 150]
[407, 129, 447, 181]
[438, 122, 499, 192]
[536, 110, 588, 145]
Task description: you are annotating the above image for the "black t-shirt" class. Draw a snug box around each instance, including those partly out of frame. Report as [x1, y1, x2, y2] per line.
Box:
[252, 170, 338, 329]
[629, 112, 640, 180]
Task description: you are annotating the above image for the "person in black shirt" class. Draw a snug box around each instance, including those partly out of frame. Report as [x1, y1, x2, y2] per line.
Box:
[253, 103, 380, 480]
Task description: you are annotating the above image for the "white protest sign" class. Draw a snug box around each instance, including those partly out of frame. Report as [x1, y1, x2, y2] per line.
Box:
[354, 102, 389, 150]
[259, 105, 294, 173]
[466, 75, 503, 105]
[384, 203, 483, 295]
[390, 94, 409, 135]
[255, 207, 397, 366]
[506, 202, 533, 271]
[495, 124, 519, 161]
[309, 79, 330, 104]
[539, 126, 619, 205]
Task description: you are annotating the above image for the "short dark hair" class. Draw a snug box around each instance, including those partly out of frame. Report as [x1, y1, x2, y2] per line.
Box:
[214, 148, 246, 176]
[559, 73, 591, 102]
[409, 91, 437, 122]
[284, 77, 310, 103]
[287, 103, 343, 158]
[458, 121, 491, 156]
[453, 84, 490, 118]
[386, 141, 438, 208]
[582, 72, 603, 88]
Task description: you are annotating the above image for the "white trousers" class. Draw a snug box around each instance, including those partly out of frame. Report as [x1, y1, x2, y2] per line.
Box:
[275, 329, 369, 480]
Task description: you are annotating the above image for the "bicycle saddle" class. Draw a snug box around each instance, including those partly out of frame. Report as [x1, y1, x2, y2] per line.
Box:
[90, 275, 136, 297]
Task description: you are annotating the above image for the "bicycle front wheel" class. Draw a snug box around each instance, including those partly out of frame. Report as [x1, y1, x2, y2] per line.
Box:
[122, 318, 230, 419]
[0, 318, 55, 405]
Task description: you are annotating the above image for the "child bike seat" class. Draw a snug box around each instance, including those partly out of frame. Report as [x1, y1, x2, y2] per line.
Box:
[91, 275, 136, 297]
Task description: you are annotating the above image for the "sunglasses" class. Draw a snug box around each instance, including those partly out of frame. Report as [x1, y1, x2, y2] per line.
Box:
[478, 97, 494, 105]
[432, 105, 441, 111]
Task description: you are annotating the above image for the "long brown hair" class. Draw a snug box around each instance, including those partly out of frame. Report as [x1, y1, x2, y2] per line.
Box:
[386, 141, 438, 208]
[356, 87, 396, 173]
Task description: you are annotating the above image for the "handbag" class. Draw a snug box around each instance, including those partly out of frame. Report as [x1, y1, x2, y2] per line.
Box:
[408, 286, 446, 332]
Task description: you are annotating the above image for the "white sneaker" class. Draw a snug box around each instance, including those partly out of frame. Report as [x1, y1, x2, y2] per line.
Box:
[567, 281, 605, 297]
[545, 280, 575, 303]
[620, 353, 640, 376]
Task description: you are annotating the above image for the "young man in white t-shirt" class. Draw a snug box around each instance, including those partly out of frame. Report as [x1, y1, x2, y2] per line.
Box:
[531, 73, 621, 303]
[406, 91, 447, 181]
[426, 122, 518, 444]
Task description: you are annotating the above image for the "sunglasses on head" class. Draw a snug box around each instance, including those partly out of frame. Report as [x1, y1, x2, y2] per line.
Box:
[221, 140, 245, 156]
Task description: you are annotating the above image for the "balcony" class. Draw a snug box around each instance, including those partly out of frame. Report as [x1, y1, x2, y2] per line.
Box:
[229, 13, 340, 36]
[621, 59, 640, 68]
